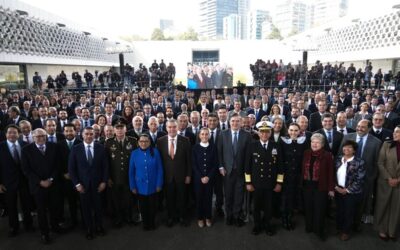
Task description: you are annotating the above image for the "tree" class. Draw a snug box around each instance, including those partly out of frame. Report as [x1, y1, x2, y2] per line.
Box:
[151, 28, 165, 40]
[119, 34, 147, 42]
[267, 25, 283, 40]
[177, 27, 199, 41]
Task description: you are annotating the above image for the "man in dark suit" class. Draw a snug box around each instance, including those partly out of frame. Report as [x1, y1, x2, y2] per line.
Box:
[207, 113, 224, 216]
[334, 112, 355, 136]
[5, 106, 27, 127]
[21, 128, 63, 244]
[177, 114, 196, 145]
[104, 103, 120, 125]
[80, 108, 95, 129]
[218, 114, 252, 227]
[309, 101, 328, 132]
[68, 127, 109, 240]
[157, 119, 192, 227]
[56, 110, 69, 133]
[57, 124, 82, 228]
[32, 107, 48, 130]
[369, 113, 393, 142]
[314, 113, 343, 158]
[297, 100, 311, 119]
[45, 119, 65, 144]
[146, 116, 166, 147]
[0, 125, 33, 237]
[247, 98, 268, 123]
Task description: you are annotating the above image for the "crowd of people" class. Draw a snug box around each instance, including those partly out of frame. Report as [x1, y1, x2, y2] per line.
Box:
[250, 59, 400, 89]
[0, 82, 399, 245]
[33, 60, 176, 91]
[187, 63, 234, 89]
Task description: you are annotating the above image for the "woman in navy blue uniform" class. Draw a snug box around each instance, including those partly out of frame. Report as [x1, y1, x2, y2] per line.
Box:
[280, 123, 307, 230]
[192, 128, 218, 228]
[129, 134, 163, 231]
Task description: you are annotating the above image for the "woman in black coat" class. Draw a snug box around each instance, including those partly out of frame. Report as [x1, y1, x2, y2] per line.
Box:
[192, 128, 218, 228]
[280, 123, 307, 230]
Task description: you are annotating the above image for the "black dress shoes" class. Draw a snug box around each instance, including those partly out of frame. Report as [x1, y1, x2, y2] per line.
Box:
[226, 216, 234, 226]
[265, 224, 275, 236]
[8, 228, 18, 237]
[41, 234, 51, 244]
[252, 226, 262, 235]
[166, 218, 174, 227]
[235, 218, 245, 227]
[86, 231, 94, 240]
[95, 227, 105, 236]
[216, 208, 225, 217]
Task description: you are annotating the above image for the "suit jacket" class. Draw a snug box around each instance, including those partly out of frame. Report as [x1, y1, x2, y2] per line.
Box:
[68, 143, 109, 188]
[5, 116, 27, 126]
[218, 129, 252, 175]
[178, 129, 196, 145]
[21, 142, 58, 194]
[196, 103, 213, 113]
[80, 118, 95, 129]
[0, 141, 27, 191]
[335, 157, 365, 194]
[32, 118, 46, 130]
[247, 109, 268, 123]
[300, 109, 311, 119]
[315, 129, 343, 157]
[353, 113, 372, 128]
[157, 135, 192, 183]
[192, 144, 218, 181]
[57, 138, 82, 176]
[309, 112, 324, 132]
[333, 127, 355, 136]
[369, 128, 393, 142]
[146, 130, 167, 147]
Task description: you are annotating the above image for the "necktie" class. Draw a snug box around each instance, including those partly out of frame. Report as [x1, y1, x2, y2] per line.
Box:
[119, 140, 124, 149]
[222, 123, 226, 130]
[193, 127, 197, 135]
[39, 145, 45, 155]
[169, 139, 175, 160]
[25, 135, 30, 144]
[158, 125, 162, 132]
[68, 141, 73, 149]
[356, 137, 364, 158]
[263, 143, 267, 150]
[376, 130, 381, 135]
[340, 129, 345, 134]
[12, 143, 20, 164]
[180, 132, 184, 137]
[233, 131, 238, 155]
[42, 119, 45, 127]
[87, 145, 93, 165]
[85, 120, 89, 128]
[152, 133, 156, 143]
[49, 135, 54, 143]
[255, 110, 258, 119]
[327, 131, 332, 143]
[210, 131, 215, 145]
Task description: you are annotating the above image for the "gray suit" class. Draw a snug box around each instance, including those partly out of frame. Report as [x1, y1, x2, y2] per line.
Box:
[340, 133, 381, 218]
[218, 129, 252, 219]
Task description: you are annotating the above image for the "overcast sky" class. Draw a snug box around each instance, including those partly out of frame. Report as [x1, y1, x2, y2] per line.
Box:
[19, 0, 400, 39]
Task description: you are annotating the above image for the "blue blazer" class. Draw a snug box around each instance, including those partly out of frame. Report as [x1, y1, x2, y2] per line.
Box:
[129, 147, 163, 196]
[192, 144, 218, 182]
[335, 157, 366, 194]
[68, 142, 109, 188]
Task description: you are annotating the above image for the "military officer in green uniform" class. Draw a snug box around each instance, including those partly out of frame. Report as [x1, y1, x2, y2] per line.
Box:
[245, 121, 283, 236]
[105, 122, 138, 227]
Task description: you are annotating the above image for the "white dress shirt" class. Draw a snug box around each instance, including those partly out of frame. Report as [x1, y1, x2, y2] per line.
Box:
[337, 156, 354, 187]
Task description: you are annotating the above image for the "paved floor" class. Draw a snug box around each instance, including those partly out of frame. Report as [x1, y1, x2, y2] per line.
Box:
[0, 212, 398, 250]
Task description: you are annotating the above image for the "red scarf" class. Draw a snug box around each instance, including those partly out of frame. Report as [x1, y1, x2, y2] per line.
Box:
[303, 149, 323, 181]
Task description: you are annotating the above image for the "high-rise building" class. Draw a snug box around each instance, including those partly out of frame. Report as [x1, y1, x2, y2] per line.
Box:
[159, 19, 174, 31]
[313, 0, 348, 27]
[274, 0, 309, 37]
[247, 10, 269, 40]
[238, 0, 250, 39]
[223, 14, 242, 40]
[199, 0, 238, 40]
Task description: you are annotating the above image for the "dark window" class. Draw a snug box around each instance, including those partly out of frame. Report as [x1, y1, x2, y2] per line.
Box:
[192, 50, 219, 64]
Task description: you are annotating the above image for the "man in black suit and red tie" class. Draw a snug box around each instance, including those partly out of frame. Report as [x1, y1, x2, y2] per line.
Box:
[68, 127, 109, 240]
[0, 125, 33, 237]
[157, 119, 192, 227]
[21, 128, 63, 244]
